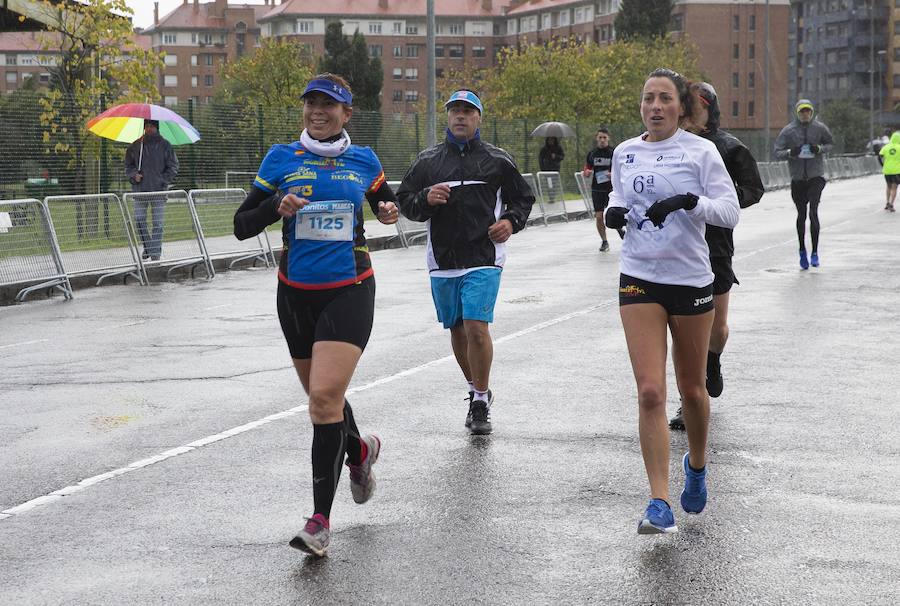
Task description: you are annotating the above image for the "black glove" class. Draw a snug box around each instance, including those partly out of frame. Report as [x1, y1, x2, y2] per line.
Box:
[645, 193, 699, 227]
[810, 144, 820, 154]
[605, 206, 629, 229]
[790, 146, 802, 157]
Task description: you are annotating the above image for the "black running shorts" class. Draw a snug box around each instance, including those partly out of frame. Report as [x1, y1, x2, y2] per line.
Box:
[619, 274, 714, 316]
[710, 256, 740, 295]
[884, 174, 900, 185]
[277, 276, 375, 359]
[592, 189, 611, 212]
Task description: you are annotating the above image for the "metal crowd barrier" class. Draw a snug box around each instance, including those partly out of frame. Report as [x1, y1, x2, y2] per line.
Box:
[0, 199, 73, 301]
[521, 173, 546, 226]
[387, 180, 428, 247]
[224, 171, 257, 190]
[758, 156, 882, 190]
[535, 171, 571, 222]
[122, 189, 213, 280]
[44, 193, 145, 285]
[189, 188, 275, 269]
[574, 172, 595, 215]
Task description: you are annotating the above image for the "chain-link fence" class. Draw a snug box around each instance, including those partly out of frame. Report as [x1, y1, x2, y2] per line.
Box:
[4, 93, 868, 204]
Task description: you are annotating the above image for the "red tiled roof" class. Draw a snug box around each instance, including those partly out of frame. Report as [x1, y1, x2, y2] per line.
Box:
[260, 0, 508, 20]
[147, 3, 268, 32]
[0, 31, 59, 52]
[505, 0, 588, 16]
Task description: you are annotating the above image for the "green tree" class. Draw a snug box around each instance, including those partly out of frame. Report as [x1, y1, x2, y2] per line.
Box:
[33, 0, 162, 215]
[819, 98, 869, 154]
[318, 22, 383, 111]
[614, 0, 675, 41]
[219, 38, 315, 111]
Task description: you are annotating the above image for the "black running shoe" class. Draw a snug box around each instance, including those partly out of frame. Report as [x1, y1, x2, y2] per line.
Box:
[469, 399, 492, 435]
[465, 390, 492, 428]
[706, 359, 724, 398]
[669, 406, 685, 430]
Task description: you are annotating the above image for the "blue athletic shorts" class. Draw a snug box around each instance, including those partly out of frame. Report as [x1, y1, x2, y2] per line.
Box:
[430, 268, 502, 329]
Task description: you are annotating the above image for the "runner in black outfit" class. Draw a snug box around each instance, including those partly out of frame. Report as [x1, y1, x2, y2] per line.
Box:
[582, 128, 623, 251]
[669, 82, 764, 429]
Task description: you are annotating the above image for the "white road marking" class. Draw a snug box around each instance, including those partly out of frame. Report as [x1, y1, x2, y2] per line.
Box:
[0, 339, 49, 350]
[0, 301, 614, 520]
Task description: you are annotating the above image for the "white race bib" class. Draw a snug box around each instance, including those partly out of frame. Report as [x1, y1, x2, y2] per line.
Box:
[295, 200, 354, 242]
[595, 172, 610, 185]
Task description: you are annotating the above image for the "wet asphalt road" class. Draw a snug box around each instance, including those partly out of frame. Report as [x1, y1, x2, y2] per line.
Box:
[1, 175, 898, 605]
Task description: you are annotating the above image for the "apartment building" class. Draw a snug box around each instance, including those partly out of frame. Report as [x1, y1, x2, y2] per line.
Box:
[788, 0, 888, 121]
[142, 0, 270, 105]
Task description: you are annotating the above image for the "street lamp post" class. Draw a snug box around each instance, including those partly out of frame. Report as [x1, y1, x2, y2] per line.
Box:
[764, 0, 770, 161]
[869, 0, 875, 145]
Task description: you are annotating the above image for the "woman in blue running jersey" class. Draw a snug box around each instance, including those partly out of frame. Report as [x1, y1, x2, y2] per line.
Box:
[233, 73, 399, 557]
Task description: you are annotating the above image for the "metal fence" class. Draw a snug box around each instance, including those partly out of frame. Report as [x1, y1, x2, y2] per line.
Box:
[0, 199, 73, 302]
[188, 188, 274, 269]
[386, 180, 427, 248]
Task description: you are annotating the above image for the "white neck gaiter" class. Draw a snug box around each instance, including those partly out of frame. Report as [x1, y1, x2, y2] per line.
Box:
[299, 128, 352, 157]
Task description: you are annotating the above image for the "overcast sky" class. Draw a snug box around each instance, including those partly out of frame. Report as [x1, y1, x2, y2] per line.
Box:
[125, 0, 270, 30]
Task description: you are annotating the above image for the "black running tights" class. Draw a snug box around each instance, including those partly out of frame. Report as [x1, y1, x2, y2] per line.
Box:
[791, 177, 826, 253]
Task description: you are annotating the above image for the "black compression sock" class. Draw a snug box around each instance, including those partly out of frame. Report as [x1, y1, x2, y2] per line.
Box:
[343, 400, 363, 465]
[311, 422, 347, 519]
[707, 351, 721, 369]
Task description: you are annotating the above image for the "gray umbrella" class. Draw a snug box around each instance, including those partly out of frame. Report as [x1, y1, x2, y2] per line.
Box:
[530, 121, 576, 138]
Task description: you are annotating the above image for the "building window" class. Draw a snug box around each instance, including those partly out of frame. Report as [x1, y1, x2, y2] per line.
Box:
[392, 67, 402, 80]
[191, 54, 198, 66]
[199, 33, 213, 45]
[671, 14, 683, 31]
[733, 44, 740, 60]
[893, 74, 900, 87]
[895, 21, 900, 35]
[205, 54, 214, 66]
[369, 45, 382, 58]
[6, 72, 16, 84]
[749, 14, 756, 31]
[472, 22, 487, 36]
[5, 54, 16, 65]
[191, 33, 197, 43]
[393, 22, 402, 34]
[369, 22, 382, 35]
[472, 46, 486, 57]
[748, 72, 755, 88]
[733, 15, 740, 31]
[164, 33, 177, 44]
[449, 44, 464, 58]
[164, 54, 177, 66]
[298, 21, 313, 34]
[405, 68, 418, 80]
[191, 75, 198, 87]
[393, 45, 402, 57]
[894, 48, 900, 62]
[749, 44, 755, 60]
[507, 18, 517, 35]
[435, 67, 444, 78]
[406, 45, 419, 58]
[559, 10, 570, 27]
[164, 95, 178, 106]
[164, 74, 178, 87]
[205, 74, 213, 87]
[748, 101, 755, 117]
[732, 72, 739, 87]
[406, 24, 419, 35]
[435, 45, 444, 57]
[405, 90, 419, 102]
[39, 73, 50, 84]
[393, 90, 402, 102]
[732, 101, 739, 117]
[449, 23, 464, 35]
[541, 14, 551, 30]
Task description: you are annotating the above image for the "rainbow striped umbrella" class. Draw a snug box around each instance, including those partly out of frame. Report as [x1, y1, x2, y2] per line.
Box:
[87, 102, 201, 146]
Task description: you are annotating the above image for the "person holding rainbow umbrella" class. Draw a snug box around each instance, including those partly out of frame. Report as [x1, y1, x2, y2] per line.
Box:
[87, 103, 199, 260]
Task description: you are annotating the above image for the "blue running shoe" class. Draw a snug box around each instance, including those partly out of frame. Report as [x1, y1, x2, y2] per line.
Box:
[810, 252, 819, 267]
[799, 250, 809, 270]
[680, 452, 708, 514]
[637, 498, 678, 534]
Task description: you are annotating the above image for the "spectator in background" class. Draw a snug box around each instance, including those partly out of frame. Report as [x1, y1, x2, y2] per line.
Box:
[539, 136, 565, 172]
[125, 119, 179, 261]
[582, 127, 622, 251]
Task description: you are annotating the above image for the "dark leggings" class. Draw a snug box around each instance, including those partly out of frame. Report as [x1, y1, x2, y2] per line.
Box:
[791, 177, 826, 253]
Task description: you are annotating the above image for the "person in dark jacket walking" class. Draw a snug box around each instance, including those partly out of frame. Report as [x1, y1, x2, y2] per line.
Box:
[125, 119, 179, 260]
[396, 90, 534, 435]
[539, 136, 565, 172]
[669, 81, 765, 430]
[774, 99, 834, 269]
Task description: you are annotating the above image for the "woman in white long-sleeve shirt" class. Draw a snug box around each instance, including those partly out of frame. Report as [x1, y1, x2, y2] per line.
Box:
[604, 68, 739, 535]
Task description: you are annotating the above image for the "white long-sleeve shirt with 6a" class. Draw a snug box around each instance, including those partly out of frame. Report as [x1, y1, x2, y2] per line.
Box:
[608, 129, 740, 288]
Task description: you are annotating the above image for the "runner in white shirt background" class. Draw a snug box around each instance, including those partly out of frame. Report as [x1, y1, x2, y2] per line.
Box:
[604, 68, 740, 534]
